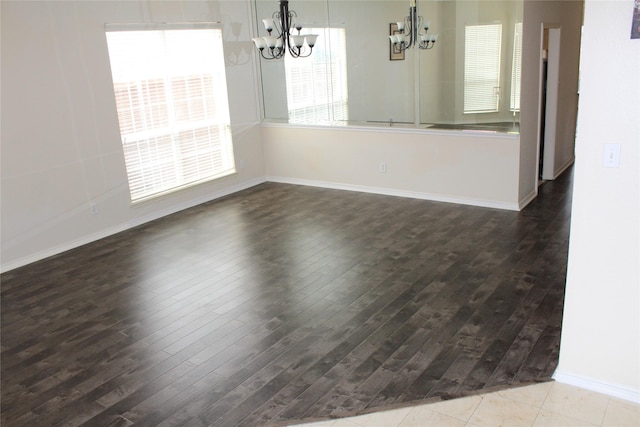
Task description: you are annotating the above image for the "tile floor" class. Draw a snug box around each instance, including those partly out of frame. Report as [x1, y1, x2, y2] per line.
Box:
[290, 382, 640, 427]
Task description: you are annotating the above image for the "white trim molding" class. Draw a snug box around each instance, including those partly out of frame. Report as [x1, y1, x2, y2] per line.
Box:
[553, 370, 640, 404]
[266, 175, 521, 211]
[552, 156, 575, 180]
[518, 188, 538, 210]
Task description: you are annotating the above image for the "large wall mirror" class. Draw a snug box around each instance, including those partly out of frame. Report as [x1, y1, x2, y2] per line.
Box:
[254, 0, 523, 133]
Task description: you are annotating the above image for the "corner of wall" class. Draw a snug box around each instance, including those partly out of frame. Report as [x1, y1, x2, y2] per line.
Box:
[518, 188, 537, 210]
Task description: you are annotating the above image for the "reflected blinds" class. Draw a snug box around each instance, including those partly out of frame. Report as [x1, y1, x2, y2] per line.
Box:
[511, 22, 523, 112]
[464, 23, 502, 114]
[105, 27, 235, 202]
[285, 28, 348, 123]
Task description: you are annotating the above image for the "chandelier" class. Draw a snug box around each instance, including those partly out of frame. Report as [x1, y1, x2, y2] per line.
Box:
[252, 0, 318, 60]
[389, 0, 438, 51]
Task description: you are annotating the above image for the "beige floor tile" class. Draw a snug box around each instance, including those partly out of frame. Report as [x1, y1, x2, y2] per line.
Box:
[541, 382, 609, 425]
[290, 384, 639, 427]
[602, 397, 640, 427]
[399, 406, 466, 427]
[468, 394, 540, 427]
[344, 407, 413, 427]
[496, 382, 553, 408]
[426, 395, 483, 422]
[330, 419, 366, 427]
[289, 420, 340, 427]
[532, 409, 599, 427]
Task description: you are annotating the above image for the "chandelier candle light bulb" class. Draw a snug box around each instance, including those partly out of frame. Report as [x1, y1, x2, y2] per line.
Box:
[263, 18, 274, 31]
[305, 34, 318, 47]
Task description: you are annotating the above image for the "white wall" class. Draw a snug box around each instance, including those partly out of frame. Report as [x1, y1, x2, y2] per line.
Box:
[556, 0, 640, 403]
[263, 124, 521, 209]
[0, 1, 265, 271]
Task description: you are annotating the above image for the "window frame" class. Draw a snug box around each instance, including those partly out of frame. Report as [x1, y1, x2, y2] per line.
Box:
[463, 22, 503, 114]
[105, 23, 236, 203]
[510, 22, 523, 112]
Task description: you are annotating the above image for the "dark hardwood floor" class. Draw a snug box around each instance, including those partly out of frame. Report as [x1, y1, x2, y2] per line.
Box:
[1, 169, 573, 426]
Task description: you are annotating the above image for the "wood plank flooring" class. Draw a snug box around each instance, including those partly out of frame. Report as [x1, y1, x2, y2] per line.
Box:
[1, 169, 573, 426]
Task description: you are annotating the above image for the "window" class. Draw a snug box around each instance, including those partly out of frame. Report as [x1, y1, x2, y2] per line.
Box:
[464, 23, 502, 114]
[510, 22, 523, 112]
[105, 24, 235, 202]
[284, 28, 348, 123]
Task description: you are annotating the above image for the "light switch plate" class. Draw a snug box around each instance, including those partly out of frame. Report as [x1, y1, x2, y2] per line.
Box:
[603, 143, 621, 168]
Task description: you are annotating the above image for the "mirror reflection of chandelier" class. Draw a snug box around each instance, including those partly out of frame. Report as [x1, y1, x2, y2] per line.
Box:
[252, 0, 318, 60]
[389, 0, 439, 51]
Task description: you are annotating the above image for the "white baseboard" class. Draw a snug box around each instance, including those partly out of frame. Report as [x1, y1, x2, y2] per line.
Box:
[1, 177, 266, 273]
[1, 175, 523, 273]
[553, 156, 575, 179]
[518, 188, 538, 210]
[266, 176, 521, 211]
[553, 370, 640, 404]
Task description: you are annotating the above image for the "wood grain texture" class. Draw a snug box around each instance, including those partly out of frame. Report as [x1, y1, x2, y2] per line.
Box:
[1, 169, 573, 426]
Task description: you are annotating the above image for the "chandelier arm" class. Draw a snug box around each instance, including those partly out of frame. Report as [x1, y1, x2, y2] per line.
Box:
[291, 47, 312, 58]
[395, 15, 411, 52]
[271, 11, 282, 37]
[287, 44, 313, 58]
[285, 28, 298, 57]
[391, 4, 437, 52]
[260, 49, 275, 60]
[287, 45, 299, 57]
[258, 46, 285, 60]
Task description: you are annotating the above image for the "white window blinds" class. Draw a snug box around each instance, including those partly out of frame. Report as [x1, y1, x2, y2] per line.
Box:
[464, 23, 502, 114]
[510, 22, 523, 112]
[105, 26, 235, 202]
[285, 28, 348, 123]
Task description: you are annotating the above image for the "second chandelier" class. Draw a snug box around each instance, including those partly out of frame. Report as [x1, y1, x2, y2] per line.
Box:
[389, 0, 439, 51]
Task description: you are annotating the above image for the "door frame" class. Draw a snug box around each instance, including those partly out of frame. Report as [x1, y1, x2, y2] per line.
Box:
[537, 23, 561, 181]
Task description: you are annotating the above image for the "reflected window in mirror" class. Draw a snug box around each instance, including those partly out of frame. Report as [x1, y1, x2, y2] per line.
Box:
[464, 23, 503, 114]
[285, 27, 348, 124]
[510, 22, 523, 113]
